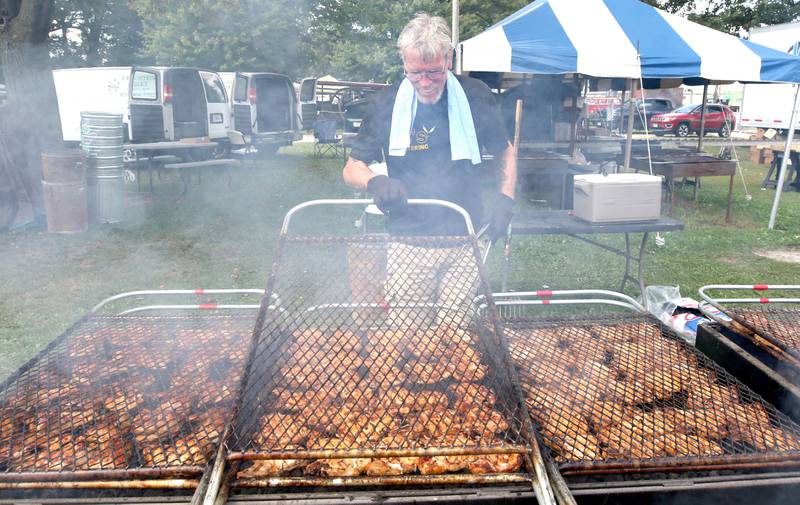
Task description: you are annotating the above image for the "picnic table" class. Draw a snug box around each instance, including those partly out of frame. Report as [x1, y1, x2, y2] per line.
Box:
[503, 210, 684, 297]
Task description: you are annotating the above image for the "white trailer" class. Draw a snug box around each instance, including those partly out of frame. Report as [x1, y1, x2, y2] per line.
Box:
[52, 67, 131, 142]
[740, 22, 800, 131]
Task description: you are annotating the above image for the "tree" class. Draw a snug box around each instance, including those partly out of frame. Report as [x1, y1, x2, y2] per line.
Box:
[131, 0, 312, 79]
[49, 0, 145, 68]
[0, 0, 62, 229]
[645, 0, 800, 35]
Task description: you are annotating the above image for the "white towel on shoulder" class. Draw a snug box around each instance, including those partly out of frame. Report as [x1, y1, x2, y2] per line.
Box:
[388, 72, 481, 165]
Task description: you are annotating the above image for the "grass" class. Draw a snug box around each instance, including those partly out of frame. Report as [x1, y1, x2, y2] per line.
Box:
[1, 143, 799, 380]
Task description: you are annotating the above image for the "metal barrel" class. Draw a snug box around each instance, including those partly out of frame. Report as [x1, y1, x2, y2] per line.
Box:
[40, 150, 88, 233]
[80, 112, 125, 223]
[89, 174, 125, 224]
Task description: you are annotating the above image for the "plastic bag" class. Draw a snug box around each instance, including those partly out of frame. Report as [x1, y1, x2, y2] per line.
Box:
[644, 286, 730, 345]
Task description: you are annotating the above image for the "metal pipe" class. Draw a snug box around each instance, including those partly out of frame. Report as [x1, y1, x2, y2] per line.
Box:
[559, 453, 800, 475]
[698, 84, 708, 151]
[0, 467, 202, 482]
[281, 199, 476, 236]
[623, 79, 637, 171]
[91, 289, 266, 314]
[769, 83, 800, 229]
[234, 472, 531, 488]
[228, 445, 529, 461]
[0, 479, 199, 489]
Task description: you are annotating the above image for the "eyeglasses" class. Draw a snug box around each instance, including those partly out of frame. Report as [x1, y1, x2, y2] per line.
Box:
[404, 68, 447, 82]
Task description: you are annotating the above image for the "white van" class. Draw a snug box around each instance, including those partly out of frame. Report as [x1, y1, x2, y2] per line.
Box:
[129, 66, 230, 143]
[53, 66, 231, 145]
[219, 72, 301, 154]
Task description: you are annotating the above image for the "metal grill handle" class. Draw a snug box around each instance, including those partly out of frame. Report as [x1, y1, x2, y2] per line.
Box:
[280, 198, 476, 236]
[90, 289, 272, 315]
[477, 289, 645, 313]
[699, 284, 800, 305]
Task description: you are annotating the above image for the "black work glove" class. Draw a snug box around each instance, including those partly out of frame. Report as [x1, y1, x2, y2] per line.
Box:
[488, 193, 514, 242]
[367, 175, 408, 215]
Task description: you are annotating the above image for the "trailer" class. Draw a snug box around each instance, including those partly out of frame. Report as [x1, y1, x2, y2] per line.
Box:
[740, 22, 800, 131]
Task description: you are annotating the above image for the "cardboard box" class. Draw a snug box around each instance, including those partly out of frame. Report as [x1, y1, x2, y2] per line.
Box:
[573, 173, 662, 223]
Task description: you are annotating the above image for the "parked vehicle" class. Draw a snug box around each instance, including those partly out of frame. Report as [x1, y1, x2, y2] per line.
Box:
[612, 98, 674, 131]
[740, 21, 800, 132]
[298, 78, 388, 131]
[53, 66, 231, 146]
[219, 72, 302, 155]
[650, 103, 736, 137]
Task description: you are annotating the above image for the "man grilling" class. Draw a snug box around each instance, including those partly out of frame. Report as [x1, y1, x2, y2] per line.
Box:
[343, 14, 516, 238]
[342, 13, 516, 328]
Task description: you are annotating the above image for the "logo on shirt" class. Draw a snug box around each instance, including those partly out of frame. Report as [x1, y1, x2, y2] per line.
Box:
[410, 124, 436, 151]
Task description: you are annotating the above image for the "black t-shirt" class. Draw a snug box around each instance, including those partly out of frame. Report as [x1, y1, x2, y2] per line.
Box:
[350, 76, 510, 236]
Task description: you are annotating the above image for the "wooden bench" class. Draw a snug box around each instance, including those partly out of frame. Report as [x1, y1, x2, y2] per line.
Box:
[163, 159, 240, 194]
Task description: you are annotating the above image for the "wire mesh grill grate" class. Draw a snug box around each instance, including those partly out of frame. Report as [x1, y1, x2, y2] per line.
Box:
[0, 314, 252, 479]
[727, 307, 800, 360]
[505, 313, 800, 474]
[228, 235, 530, 480]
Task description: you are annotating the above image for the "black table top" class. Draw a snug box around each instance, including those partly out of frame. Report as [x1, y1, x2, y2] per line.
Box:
[512, 210, 684, 235]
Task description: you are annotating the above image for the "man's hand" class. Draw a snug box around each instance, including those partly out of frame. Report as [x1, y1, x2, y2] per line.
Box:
[488, 193, 514, 242]
[367, 175, 408, 215]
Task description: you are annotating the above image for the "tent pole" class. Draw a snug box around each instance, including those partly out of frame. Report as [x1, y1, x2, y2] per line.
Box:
[570, 75, 579, 157]
[697, 84, 708, 151]
[768, 84, 800, 230]
[624, 79, 637, 171]
[452, 0, 460, 73]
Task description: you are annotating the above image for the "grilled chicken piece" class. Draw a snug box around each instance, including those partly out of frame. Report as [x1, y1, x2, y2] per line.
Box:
[655, 433, 724, 457]
[663, 407, 728, 441]
[610, 377, 655, 405]
[451, 383, 496, 412]
[253, 413, 310, 446]
[642, 364, 692, 400]
[540, 405, 590, 441]
[237, 458, 307, 478]
[407, 360, 452, 384]
[685, 382, 740, 410]
[583, 401, 631, 432]
[365, 458, 408, 476]
[467, 452, 524, 473]
[556, 433, 604, 462]
[305, 456, 372, 477]
[462, 408, 510, 436]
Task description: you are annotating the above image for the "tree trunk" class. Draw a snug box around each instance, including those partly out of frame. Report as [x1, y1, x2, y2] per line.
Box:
[0, 0, 62, 227]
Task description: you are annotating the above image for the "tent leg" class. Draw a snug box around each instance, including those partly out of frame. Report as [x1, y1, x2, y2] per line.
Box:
[697, 84, 708, 151]
[768, 84, 800, 229]
[623, 79, 637, 171]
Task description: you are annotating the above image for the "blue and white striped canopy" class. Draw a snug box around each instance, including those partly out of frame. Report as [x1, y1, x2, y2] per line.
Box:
[459, 0, 800, 84]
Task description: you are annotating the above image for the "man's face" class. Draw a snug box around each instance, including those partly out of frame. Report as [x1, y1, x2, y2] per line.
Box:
[402, 48, 451, 104]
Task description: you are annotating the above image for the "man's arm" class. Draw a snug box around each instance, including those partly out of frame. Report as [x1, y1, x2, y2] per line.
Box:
[343, 157, 378, 190]
[498, 142, 517, 199]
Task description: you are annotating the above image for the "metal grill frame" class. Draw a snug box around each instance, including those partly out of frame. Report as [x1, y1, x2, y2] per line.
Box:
[0, 289, 264, 490]
[208, 199, 556, 502]
[699, 285, 800, 370]
[493, 289, 800, 476]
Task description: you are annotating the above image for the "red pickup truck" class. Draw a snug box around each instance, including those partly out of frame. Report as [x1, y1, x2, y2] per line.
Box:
[650, 103, 736, 138]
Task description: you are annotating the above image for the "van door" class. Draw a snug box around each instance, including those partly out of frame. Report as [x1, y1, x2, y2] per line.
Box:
[299, 77, 317, 128]
[200, 71, 230, 140]
[231, 74, 254, 134]
[129, 68, 166, 142]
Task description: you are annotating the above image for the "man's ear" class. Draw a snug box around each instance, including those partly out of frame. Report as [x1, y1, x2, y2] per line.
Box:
[447, 50, 454, 70]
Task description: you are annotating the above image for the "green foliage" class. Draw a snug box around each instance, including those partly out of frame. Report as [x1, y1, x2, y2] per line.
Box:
[645, 0, 800, 35]
[129, 0, 312, 78]
[49, 0, 144, 67]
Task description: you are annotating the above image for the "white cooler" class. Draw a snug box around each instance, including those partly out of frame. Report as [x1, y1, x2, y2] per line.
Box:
[573, 173, 662, 223]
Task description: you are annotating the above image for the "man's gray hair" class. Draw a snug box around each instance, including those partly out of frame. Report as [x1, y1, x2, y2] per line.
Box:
[397, 13, 452, 62]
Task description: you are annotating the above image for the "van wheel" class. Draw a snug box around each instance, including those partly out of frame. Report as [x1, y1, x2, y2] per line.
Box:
[718, 124, 731, 138]
[211, 143, 231, 159]
[675, 122, 691, 137]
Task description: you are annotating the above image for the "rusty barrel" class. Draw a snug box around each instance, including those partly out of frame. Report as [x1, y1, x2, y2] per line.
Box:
[40, 150, 88, 234]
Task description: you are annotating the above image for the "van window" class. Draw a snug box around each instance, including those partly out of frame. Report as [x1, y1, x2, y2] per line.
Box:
[234, 76, 248, 102]
[131, 71, 157, 100]
[201, 73, 227, 103]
